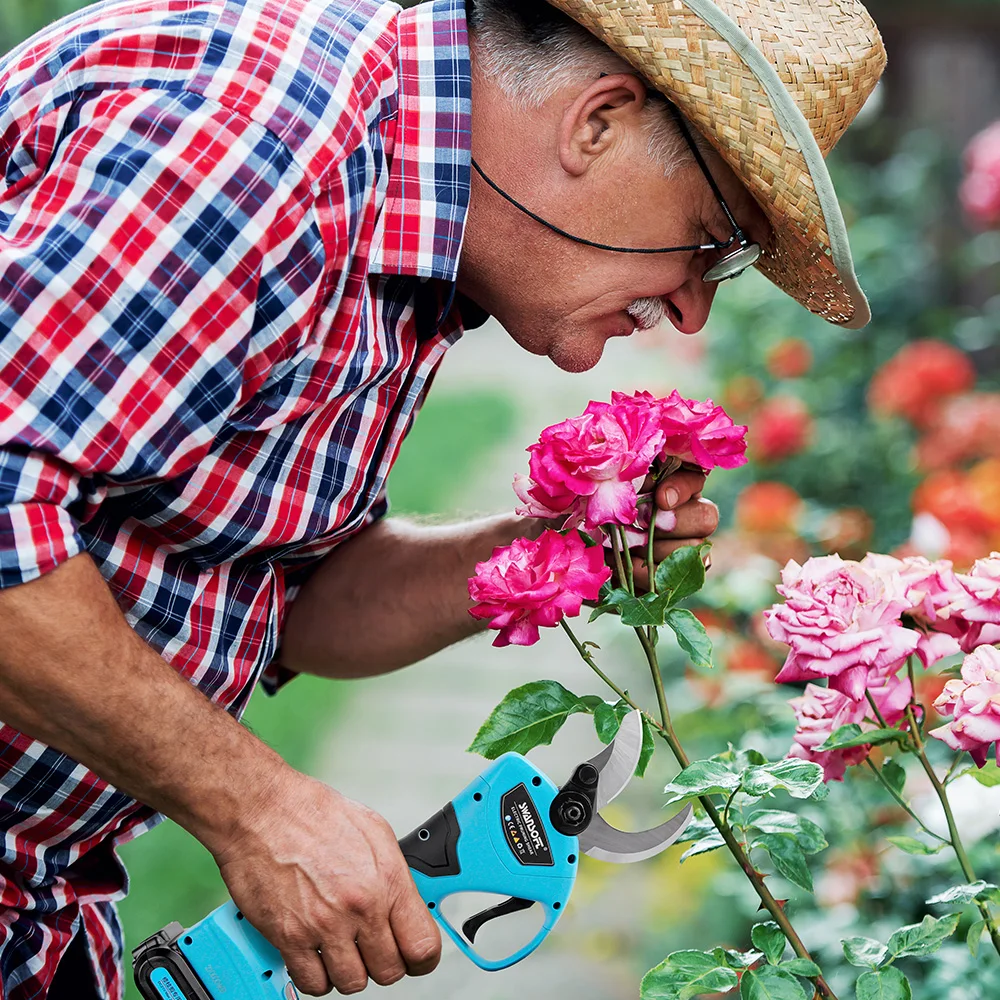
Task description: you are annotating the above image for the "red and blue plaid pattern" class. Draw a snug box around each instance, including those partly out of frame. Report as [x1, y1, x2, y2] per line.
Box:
[0, 0, 472, 994]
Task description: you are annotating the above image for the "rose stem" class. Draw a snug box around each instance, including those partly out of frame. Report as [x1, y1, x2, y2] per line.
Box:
[864, 691, 891, 731]
[903, 660, 1000, 958]
[862, 759, 949, 844]
[943, 751, 965, 785]
[646, 521, 657, 596]
[615, 526, 636, 594]
[559, 620, 840, 999]
[607, 527, 630, 593]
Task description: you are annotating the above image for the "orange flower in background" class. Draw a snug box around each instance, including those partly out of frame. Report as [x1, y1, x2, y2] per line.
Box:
[916, 392, 1000, 470]
[726, 639, 778, 678]
[722, 374, 765, 419]
[735, 481, 803, 535]
[818, 507, 874, 561]
[868, 339, 975, 429]
[766, 338, 813, 380]
[912, 468, 1000, 536]
[749, 396, 813, 463]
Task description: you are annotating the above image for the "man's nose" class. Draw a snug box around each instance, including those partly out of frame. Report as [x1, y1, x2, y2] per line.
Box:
[664, 276, 717, 335]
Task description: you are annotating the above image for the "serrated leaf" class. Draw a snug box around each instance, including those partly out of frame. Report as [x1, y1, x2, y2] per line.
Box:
[667, 608, 714, 670]
[640, 950, 739, 1000]
[842, 936, 890, 969]
[679, 832, 726, 862]
[664, 759, 742, 803]
[746, 809, 828, 855]
[815, 724, 908, 752]
[714, 744, 768, 771]
[750, 921, 786, 965]
[779, 958, 820, 977]
[887, 913, 960, 959]
[739, 965, 808, 1000]
[881, 759, 906, 797]
[716, 947, 764, 970]
[885, 835, 946, 856]
[740, 759, 824, 800]
[752, 833, 813, 892]
[957, 761, 1000, 786]
[926, 880, 999, 906]
[616, 591, 674, 627]
[968, 919, 986, 957]
[468, 681, 591, 758]
[636, 714, 656, 777]
[654, 543, 708, 605]
[593, 701, 622, 743]
[855, 967, 912, 1000]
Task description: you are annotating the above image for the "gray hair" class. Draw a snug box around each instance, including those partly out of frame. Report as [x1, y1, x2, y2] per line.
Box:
[467, 0, 709, 177]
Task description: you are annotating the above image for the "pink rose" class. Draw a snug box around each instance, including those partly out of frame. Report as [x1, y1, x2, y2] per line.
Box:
[611, 390, 748, 471]
[866, 663, 914, 726]
[515, 401, 665, 529]
[961, 120, 1000, 230]
[787, 684, 869, 782]
[468, 529, 611, 647]
[930, 644, 1000, 767]
[765, 555, 920, 700]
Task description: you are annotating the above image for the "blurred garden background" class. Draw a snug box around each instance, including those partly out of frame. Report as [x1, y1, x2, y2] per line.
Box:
[3, 1, 1000, 998]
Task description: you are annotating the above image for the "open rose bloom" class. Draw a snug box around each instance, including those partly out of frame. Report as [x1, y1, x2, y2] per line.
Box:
[766, 550, 1000, 779]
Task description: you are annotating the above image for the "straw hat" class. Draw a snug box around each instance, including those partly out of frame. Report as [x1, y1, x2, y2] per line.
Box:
[546, 0, 886, 329]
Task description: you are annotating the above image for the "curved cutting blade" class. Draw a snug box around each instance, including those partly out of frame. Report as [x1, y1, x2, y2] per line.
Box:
[585, 709, 643, 812]
[579, 804, 693, 864]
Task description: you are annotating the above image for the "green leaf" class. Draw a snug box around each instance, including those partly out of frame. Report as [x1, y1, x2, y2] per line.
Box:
[855, 967, 912, 1000]
[715, 744, 769, 771]
[957, 761, 1000, 786]
[881, 759, 907, 797]
[715, 947, 764, 970]
[588, 586, 633, 622]
[618, 591, 674, 627]
[740, 759, 825, 800]
[752, 833, 813, 892]
[664, 759, 742, 803]
[468, 681, 592, 758]
[887, 913, 960, 959]
[746, 809, 828, 855]
[750, 921, 786, 965]
[679, 833, 726, 862]
[739, 965, 808, 1000]
[640, 950, 739, 1000]
[654, 543, 708, 605]
[926, 880, 999, 906]
[636, 714, 656, 777]
[885, 835, 946, 856]
[815, 723, 908, 752]
[968, 919, 986, 957]
[779, 959, 821, 977]
[842, 937, 890, 969]
[666, 608, 714, 670]
[593, 701, 622, 743]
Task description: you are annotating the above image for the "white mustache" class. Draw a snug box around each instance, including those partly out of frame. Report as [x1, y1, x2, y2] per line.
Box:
[626, 296, 667, 331]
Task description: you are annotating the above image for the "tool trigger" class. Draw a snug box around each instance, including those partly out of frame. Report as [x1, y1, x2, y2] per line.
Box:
[461, 896, 536, 943]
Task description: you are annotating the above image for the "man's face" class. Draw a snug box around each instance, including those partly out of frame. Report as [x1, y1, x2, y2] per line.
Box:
[459, 70, 773, 372]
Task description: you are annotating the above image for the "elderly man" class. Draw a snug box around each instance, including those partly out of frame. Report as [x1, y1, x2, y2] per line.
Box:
[0, 0, 882, 995]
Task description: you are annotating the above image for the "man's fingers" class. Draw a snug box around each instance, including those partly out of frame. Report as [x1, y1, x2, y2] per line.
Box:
[654, 497, 719, 540]
[318, 933, 369, 995]
[284, 948, 333, 998]
[655, 468, 708, 512]
[388, 875, 442, 977]
[357, 920, 407, 987]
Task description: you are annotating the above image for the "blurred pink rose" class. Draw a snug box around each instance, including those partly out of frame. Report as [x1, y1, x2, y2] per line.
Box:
[787, 684, 869, 782]
[930, 644, 1000, 767]
[944, 552, 1000, 652]
[515, 401, 664, 529]
[611, 390, 748, 470]
[468, 529, 611, 647]
[765, 555, 920, 700]
[960, 120, 1000, 229]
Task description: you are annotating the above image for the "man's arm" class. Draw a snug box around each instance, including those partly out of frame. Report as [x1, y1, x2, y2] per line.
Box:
[281, 468, 718, 677]
[0, 553, 440, 997]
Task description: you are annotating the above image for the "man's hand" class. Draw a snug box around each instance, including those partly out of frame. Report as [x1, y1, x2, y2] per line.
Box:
[630, 465, 719, 591]
[213, 774, 440, 996]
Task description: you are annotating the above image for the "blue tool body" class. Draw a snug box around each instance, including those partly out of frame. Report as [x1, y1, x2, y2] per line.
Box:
[133, 752, 582, 996]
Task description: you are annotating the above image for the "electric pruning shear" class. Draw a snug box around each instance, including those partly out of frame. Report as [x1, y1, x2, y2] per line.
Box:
[133, 710, 692, 999]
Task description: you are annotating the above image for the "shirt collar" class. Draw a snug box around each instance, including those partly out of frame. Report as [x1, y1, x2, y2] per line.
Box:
[369, 0, 472, 282]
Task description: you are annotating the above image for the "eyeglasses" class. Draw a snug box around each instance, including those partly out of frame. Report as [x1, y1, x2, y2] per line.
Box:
[469, 90, 762, 282]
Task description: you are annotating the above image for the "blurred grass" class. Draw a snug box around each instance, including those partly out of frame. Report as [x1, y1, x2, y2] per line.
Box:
[118, 388, 516, 997]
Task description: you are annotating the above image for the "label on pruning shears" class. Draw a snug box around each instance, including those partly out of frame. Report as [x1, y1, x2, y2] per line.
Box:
[501, 784, 553, 867]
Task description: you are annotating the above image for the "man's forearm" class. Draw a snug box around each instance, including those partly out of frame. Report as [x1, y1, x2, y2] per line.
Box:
[0, 552, 291, 857]
[282, 513, 539, 678]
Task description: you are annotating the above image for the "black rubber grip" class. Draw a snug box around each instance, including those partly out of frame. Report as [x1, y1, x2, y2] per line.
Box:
[398, 802, 462, 878]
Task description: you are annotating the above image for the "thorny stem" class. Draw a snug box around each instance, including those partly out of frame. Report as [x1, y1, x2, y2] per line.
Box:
[616, 525, 636, 594]
[863, 758, 949, 844]
[559, 619, 840, 1000]
[903, 660, 1000, 959]
[607, 527, 629, 594]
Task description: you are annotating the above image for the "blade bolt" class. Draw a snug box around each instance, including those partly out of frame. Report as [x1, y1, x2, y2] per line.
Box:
[576, 763, 599, 787]
[550, 789, 593, 836]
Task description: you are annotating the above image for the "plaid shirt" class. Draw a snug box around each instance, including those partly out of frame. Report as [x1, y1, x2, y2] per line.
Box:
[0, 0, 473, 994]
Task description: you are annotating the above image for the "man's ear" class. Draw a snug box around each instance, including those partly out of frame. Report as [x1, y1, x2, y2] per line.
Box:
[558, 73, 648, 177]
